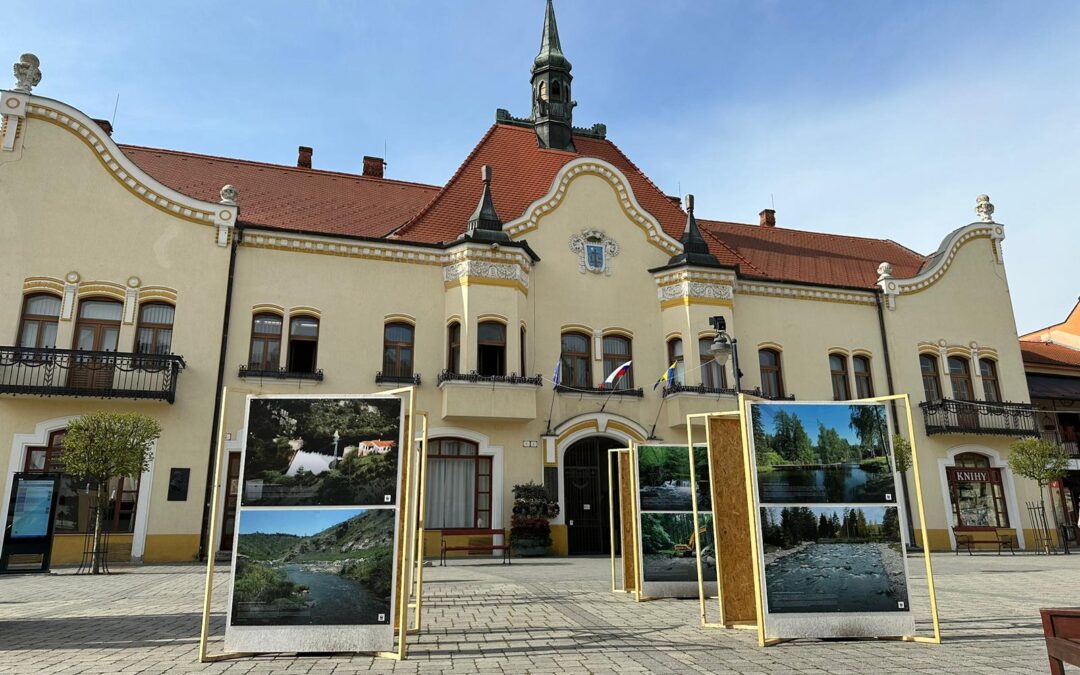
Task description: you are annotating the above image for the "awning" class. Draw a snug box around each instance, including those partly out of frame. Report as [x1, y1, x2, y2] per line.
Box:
[1027, 373, 1080, 399]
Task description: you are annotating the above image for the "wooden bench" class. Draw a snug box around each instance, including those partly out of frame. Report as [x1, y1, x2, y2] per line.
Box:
[1040, 608, 1080, 674]
[439, 528, 510, 566]
[953, 526, 1016, 555]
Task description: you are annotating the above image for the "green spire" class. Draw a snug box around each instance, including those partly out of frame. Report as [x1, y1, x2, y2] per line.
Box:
[534, 0, 571, 72]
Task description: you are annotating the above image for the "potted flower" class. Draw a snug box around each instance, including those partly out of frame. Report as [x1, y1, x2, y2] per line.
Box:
[510, 482, 560, 556]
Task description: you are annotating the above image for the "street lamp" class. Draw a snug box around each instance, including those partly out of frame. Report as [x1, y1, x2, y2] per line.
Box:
[332, 429, 341, 460]
[708, 315, 742, 391]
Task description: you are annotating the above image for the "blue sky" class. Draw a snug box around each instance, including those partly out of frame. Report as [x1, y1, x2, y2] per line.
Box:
[3, 1, 1077, 331]
[758, 403, 865, 445]
[238, 508, 368, 537]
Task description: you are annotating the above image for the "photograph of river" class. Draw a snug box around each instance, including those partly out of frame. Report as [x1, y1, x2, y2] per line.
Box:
[241, 396, 402, 507]
[751, 402, 896, 504]
[760, 506, 908, 614]
[637, 445, 710, 512]
[640, 512, 716, 582]
[230, 508, 395, 626]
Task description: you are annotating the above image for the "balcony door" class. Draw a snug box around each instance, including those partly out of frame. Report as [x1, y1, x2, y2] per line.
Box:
[70, 299, 122, 390]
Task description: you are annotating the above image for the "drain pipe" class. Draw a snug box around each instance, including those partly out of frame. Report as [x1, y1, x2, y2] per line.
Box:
[198, 227, 241, 561]
[876, 291, 918, 550]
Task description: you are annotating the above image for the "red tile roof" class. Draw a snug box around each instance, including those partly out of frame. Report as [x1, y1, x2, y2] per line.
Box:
[120, 145, 440, 238]
[1020, 342, 1080, 370]
[698, 220, 927, 289]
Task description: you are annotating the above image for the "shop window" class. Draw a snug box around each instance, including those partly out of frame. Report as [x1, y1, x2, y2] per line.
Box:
[947, 452, 1009, 528]
[602, 335, 633, 389]
[424, 438, 492, 529]
[853, 355, 874, 398]
[135, 303, 175, 355]
[980, 359, 1001, 402]
[700, 337, 727, 389]
[24, 429, 140, 534]
[447, 322, 461, 373]
[248, 313, 282, 370]
[382, 322, 414, 378]
[287, 316, 319, 374]
[18, 294, 61, 349]
[667, 338, 684, 385]
[477, 321, 505, 377]
[560, 332, 591, 388]
[759, 348, 784, 399]
[920, 354, 942, 402]
[829, 353, 851, 401]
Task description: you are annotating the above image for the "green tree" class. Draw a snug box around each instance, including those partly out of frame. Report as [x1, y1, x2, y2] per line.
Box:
[1008, 438, 1070, 542]
[849, 405, 888, 458]
[61, 412, 161, 574]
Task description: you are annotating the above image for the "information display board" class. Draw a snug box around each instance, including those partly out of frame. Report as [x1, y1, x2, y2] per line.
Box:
[1, 473, 61, 573]
[746, 401, 915, 639]
[224, 395, 405, 654]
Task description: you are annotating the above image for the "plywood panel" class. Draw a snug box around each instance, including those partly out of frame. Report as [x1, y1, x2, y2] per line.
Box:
[618, 452, 636, 592]
[708, 416, 756, 624]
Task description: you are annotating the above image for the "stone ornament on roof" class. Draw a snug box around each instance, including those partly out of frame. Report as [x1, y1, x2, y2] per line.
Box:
[13, 53, 41, 93]
[219, 184, 238, 205]
[975, 194, 994, 223]
[876, 262, 893, 282]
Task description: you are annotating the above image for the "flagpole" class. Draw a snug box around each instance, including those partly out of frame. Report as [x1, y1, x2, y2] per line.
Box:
[544, 387, 557, 434]
[647, 392, 667, 440]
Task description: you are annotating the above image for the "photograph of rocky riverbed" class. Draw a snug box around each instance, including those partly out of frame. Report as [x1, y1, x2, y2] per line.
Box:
[760, 506, 908, 614]
[640, 512, 716, 582]
[230, 508, 395, 626]
[637, 445, 710, 512]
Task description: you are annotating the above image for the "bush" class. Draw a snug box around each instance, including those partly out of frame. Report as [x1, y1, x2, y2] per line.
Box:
[511, 481, 559, 552]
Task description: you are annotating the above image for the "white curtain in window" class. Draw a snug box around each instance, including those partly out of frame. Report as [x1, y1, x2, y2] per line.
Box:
[426, 458, 476, 528]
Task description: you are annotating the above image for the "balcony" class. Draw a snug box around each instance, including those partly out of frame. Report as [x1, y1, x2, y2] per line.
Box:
[555, 384, 644, 398]
[238, 365, 323, 382]
[920, 398, 1038, 437]
[437, 370, 541, 421]
[1040, 430, 1080, 458]
[0, 347, 186, 404]
[375, 372, 421, 387]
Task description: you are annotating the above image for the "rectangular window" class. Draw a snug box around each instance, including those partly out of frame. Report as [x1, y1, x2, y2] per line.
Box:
[668, 339, 684, 385]
[561, 332, 591, 388]
[853, 356, 874, 399]
[249, 314, 282, 370]
[477, 322, 506, 377]
[287, 316, 319, 374]
[602, 335, 632, 389]
[980, 359, 1001, 402]
[382, 322, 414, 378]
[424, 439, 491, 529]
[447, 322, 461, 373]
[830, 354, 851, 401]
[700, 338, 727, 389]
[759, 349, 784, 399]
[920, 355, 941, 402]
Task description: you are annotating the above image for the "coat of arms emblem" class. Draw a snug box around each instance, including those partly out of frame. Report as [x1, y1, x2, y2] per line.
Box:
[569, 229, 619, 276]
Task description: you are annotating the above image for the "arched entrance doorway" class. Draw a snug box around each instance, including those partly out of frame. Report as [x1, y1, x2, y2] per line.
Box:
[564, 436, 623, 555]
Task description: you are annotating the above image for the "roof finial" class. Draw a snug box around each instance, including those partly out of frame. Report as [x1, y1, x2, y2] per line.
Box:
[877, 262, 893, 282]
[535, 0, 569, 71]
[219, 184, 238, 205]
[13, 53, 41, 93]
[975, 194, 994, 223]
[465, 165, 508, 242]
[667, 193, 720, 267]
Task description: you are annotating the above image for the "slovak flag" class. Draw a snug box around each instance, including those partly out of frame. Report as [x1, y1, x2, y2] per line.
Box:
[552, 360, 562, 389]
[601, 360, 632, 389]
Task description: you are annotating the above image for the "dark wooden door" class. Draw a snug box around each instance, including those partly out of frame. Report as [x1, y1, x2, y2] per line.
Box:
[220, 453, 241, 552]
[565, 437, 622, 555]
[69, 300, 122, 390]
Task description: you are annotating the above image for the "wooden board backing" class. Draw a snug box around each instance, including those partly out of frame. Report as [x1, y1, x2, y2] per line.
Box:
[708, 416, 756, 624]
[618, 453, 636, 592]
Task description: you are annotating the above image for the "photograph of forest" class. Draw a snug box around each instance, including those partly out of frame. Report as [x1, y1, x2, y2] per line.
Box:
[637, 445, 711, 512]
[760, 505, 908, 614]
[241, 397, 402, 507]
[640, 512, 715, 582]
[230, 508, 395, 626]
[751, 402, 896, 504]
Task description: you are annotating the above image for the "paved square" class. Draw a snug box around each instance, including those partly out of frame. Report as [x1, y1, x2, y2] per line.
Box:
[0, 552, 1072, 673]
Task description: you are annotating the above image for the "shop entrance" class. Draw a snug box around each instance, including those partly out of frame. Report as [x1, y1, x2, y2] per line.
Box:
[564, 437, 623, 555]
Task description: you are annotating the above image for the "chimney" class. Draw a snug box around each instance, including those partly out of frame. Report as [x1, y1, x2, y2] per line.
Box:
[759, 209, 776, 227]
[297, 146, 312, 169]
[92, 118, 113, 136]
[362, 156, 385, 179]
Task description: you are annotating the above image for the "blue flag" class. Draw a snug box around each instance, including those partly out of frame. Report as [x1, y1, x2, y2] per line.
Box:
[552, 360, 562, 389]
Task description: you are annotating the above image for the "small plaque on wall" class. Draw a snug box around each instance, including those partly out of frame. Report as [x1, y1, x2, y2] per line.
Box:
[167, 468, 190, 501]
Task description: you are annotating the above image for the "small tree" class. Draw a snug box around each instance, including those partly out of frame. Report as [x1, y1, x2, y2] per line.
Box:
[1008, 437, 1070, 532]
[62, 412, 161, 573]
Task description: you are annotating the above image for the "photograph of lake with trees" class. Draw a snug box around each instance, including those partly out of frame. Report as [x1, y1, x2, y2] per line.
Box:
[640, 512, 715, 582]
[760, 505, 908, 614]
[751, 402, 896, 504]
[241, 397, 402, 507]
[637, 445, 711, 512]
[230, 508, 395, 626]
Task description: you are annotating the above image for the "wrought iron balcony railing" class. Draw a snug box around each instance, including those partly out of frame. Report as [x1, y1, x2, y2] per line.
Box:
[238, 365, 324, 382]
[555, 384, 645, 398]
[662, 383, 738, 398]
[0, 346, 186, 404]
[920, 398, 1038, 436]
[375, 372, 421, 386]
[1040, 430, 1080, 458]
[437, 370, 543, 387]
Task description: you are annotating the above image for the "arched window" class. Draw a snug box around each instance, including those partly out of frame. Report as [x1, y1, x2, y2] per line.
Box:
[947, 452, 1009, 527]
[829, 353, 851, 401]
[853, 355, 874, 399]
[477, 321, 505, 377]
[552, 80, 562, 101]
[382, 322, 414, 378]
[135, 303, 175, 355]
[980, 358, 1001, 402]
[699, 337, 727, 389]
[537, 81, 546, 101]
[447, 322, 461, 373]
[560, 332, 591, 388]
[425, 438, 491, 529]
[287, 316, 319, 374]
[602, 335, 633, 389]
[759, 348, 784, 399]
[248, 314, 282, 370]
[920, 354, 942, 402]
[948, 356, 974, 401]
[667, 338, 684, 385]
[18, 294, 61, 349]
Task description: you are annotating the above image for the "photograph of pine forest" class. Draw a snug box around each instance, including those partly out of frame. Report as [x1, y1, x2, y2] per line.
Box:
[637, 445, 711, 512]
[241, 397, 402, 507]
[640, 512, 715, 582]
[230, 508, 395, 626]
[752, 403, 897, 504]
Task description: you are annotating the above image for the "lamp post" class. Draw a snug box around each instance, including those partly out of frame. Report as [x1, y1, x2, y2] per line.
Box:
[332, 429, 341, 460]
[708, 315, 741, 392]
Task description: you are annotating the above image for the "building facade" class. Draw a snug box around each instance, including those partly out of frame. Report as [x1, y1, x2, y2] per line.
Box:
[0, 3, 1051, 564]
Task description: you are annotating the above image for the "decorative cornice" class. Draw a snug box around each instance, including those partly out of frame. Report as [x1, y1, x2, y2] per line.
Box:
[736, 280, 876, 306]
[22, 276, 64, 295]
[881, 224, 1004, 309]
[77, 281, 126, 301]
[289, 306, 322, 319]
[252, 303, 285, 315]
[442, 249, 531, 297]
[138, 286, 178, 304]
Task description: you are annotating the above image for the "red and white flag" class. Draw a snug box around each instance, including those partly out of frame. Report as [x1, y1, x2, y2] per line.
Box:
[601, 360, 632, 388]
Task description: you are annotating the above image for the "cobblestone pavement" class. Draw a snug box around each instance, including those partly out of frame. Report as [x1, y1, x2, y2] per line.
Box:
[0, 552, 1072, 674]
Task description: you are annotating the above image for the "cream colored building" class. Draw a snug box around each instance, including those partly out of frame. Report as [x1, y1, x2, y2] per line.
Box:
[0, 5, 1049, 564]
